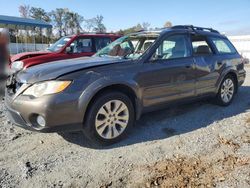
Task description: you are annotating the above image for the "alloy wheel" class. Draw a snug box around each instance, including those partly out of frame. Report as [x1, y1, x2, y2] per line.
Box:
[221, 78, 234, 103]
[95, 100, 129, 139]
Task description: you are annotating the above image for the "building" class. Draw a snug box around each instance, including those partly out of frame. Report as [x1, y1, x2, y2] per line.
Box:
[228, 35, 250, 60]
[0, 15, 52, 54]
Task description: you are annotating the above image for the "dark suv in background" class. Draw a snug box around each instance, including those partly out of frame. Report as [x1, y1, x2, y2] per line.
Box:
[6, 25, 246, 145]
[10, 33, 121, 72]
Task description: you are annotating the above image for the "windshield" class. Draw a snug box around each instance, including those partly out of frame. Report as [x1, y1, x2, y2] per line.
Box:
[47, 36, 72, 52]
[95, 34, 158, 60]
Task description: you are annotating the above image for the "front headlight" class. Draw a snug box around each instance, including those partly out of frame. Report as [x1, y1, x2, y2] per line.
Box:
[23, 80, 72, 98]
[11, 61, 24, 72]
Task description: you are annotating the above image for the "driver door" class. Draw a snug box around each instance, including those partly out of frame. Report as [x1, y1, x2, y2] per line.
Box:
[139, 33, 196, 108]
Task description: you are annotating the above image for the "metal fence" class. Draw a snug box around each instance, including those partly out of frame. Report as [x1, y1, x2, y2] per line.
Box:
[9, 43, 49, 55]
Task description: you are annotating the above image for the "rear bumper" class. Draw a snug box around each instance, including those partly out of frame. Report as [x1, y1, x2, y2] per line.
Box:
[5, 89, 84, 133]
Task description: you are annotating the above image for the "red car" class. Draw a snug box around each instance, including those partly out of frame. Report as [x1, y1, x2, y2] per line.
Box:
[10, 33, 121, 72]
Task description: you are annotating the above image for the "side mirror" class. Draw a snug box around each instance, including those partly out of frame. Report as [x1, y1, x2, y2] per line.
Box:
[65, 47, 72, 53]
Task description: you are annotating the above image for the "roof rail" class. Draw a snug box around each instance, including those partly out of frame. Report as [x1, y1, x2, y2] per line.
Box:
[171, 25, 220, 34]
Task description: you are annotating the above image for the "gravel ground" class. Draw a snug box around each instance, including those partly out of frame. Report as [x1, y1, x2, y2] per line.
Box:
[0, 67, 249, 188]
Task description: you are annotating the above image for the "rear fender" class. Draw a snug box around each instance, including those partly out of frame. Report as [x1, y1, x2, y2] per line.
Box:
[215, 66, 238, 93]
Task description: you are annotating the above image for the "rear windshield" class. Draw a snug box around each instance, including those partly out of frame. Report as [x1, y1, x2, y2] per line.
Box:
[210, 37, 237, 54]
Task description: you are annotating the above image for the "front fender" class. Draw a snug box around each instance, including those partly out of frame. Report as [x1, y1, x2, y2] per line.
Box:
[78, 76, 142, 122]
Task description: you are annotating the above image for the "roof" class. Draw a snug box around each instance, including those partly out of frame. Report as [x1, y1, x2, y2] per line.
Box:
[131, 25, 223, 37]
[0, 15, 52, 29]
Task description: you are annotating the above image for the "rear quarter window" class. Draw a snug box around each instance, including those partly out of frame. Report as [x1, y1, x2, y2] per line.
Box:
[210, 37, 237, 54]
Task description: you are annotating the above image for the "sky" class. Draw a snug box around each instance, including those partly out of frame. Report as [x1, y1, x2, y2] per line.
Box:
[1, 0, 250, 35]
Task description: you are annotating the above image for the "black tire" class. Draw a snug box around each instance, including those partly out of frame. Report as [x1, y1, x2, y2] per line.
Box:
[216, 75, 236, 106]
[83, 91, 135, 146]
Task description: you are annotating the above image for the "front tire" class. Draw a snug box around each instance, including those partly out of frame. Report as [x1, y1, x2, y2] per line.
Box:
[83, 91, 135, 146]
[216, 75, 236, 106]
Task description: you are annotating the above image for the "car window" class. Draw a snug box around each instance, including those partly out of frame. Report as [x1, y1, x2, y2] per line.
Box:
[95, 37, 112, 52]
[210, 37, 237, 54]
[95, 35, 158, 60]
[152, 34, 190, 60]
[47, 37, 71, 52]
[70, 38, 93, 53]
[142, 40, 155, 51]
[191, 35, 213, 55]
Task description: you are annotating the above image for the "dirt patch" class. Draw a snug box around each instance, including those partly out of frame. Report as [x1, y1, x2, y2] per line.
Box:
[217, 136, 240, 151]
[141, 154, 249, 188]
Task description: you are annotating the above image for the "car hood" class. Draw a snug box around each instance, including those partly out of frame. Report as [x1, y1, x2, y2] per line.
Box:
[16, 56, 128, 84]
[11, 51, 51, 62]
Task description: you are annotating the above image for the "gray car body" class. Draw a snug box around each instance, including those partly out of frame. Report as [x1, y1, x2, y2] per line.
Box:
[5, 28, 246, 132]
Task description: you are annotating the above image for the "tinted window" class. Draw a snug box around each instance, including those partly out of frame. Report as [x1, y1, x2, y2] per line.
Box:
[70, 38, 93, 53]
[153, 35, 190, 60]
[191, 35, 212, 55]
[95, 37, 112, 52]
[211, 37, 237, 54]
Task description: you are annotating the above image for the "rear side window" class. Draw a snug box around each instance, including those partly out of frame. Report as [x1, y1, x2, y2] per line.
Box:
[211, 37, 237, 54]
[95, 37, 112, 52]
[191, 35, 213, 56]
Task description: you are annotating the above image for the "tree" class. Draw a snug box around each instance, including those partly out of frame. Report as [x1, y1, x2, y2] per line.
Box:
[135, 24, 143, 31]
[29, 7, 51, 42]
[164, 21, 173, 28]
[19, 5, 30, 18]
[93, 15, 106, 33]
[50, 8, 68, 37]
[50, 8, 84, 36]
[117, 22, 151, 35]
[18, 5, 31, 42]
[84, 15, 106, 33]
[65, 11, 83, 34]
[84, 17, 96, 32]
[30, 7, 51, 22]
[73, 13, 84, 34]
[142, 22, 150, 30]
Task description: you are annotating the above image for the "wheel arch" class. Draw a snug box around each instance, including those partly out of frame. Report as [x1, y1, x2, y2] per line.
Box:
[81, 83, 142, 126]
[216, 68, 239, 93]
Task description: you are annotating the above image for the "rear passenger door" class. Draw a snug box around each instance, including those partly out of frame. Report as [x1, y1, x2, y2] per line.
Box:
[140, 33, 196, 107]
[191, 34, 219, 95]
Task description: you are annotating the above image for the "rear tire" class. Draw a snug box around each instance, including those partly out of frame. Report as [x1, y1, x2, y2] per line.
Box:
[216, 75, 236, 106]
[83, 91, 135, 146]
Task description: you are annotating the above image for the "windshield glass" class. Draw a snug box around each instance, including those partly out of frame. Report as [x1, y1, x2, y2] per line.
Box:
[47, 36, 72, 52]
[95, 34, 158, 60]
